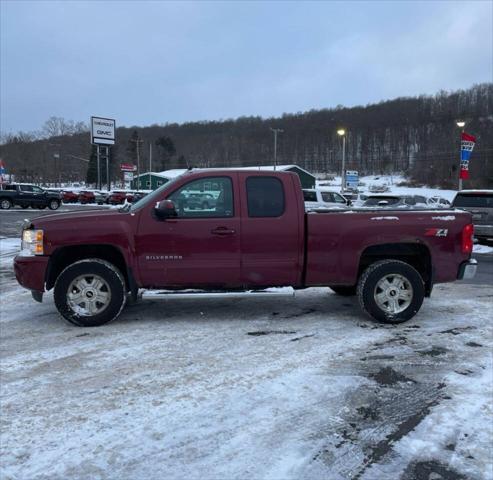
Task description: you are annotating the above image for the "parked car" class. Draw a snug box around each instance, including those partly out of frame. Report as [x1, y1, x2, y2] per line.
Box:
[107, 191, 128, 205]
[303, 189, 349, 210]
[61, 190, 79, 203]
[368, 183, 390, 193]
[0, 184, 61, 210]
[452, 190, 493, 244]
[362, 195, 427, 208]
[427, 196, 452, 208]
[93, 191, 108, 205]
[186, 192, 217, 209]
[78, 191, 96, 204]
[14, 169, 476, 327]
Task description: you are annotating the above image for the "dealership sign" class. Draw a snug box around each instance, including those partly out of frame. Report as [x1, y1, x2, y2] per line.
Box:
[121, 163, 137, 172]
[91, 116, 115, 145]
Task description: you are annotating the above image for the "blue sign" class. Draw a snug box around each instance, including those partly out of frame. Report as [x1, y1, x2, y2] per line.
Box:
[346, 170, 359, 190]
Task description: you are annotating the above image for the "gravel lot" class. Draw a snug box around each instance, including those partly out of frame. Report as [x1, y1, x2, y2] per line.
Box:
[1, 278, 492, 480]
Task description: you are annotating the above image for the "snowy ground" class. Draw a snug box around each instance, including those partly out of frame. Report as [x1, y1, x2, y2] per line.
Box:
[1, 241, 492, 479]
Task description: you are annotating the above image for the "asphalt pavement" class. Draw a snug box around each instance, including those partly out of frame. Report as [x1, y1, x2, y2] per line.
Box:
[1, 204, 491, 286]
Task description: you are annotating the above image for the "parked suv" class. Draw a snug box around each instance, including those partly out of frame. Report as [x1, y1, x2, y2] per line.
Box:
[0, 184, 61, 210]
[453, 190, 493, 244]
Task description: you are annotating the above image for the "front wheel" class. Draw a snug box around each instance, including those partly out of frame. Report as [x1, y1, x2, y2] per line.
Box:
[357, 260, 425, 324]
[54, 259, 126, 326]
[49, 199, 60, 210]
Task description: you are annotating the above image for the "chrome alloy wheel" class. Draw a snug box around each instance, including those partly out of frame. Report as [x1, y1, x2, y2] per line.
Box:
[67, 274, 112, 316]
[374, 274, 413, 314]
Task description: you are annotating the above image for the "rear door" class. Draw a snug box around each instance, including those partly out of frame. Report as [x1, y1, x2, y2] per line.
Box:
[239, 173, 304, 287]
[18, 185, 37, 205]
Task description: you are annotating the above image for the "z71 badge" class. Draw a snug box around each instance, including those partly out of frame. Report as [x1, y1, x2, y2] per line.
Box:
[425, 228, 448, 237]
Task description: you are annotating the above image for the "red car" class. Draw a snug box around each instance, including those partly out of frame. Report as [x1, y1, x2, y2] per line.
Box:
[108, 191, 128, 205]
[78, 191, 95, 204]
[61, 190, 78, 203]
[14, 169, 476, 327]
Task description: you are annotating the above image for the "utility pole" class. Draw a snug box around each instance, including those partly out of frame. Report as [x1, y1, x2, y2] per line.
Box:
[149, 142, 152, 189]
[270, 128, 284, 170]
[130, 136, 144, 191]
[105, 146, 110, 192]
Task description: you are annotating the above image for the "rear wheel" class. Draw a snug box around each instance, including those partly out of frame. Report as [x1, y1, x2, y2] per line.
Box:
[49, 199, 60, 210]
[329, 286, 357, 296]
[357, 260, 425, 324]
[54, 259, 126, 327]
[0, 198, 12, 210]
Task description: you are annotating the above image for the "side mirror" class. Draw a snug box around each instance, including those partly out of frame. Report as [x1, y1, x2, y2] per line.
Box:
[155, 199, 177, 220]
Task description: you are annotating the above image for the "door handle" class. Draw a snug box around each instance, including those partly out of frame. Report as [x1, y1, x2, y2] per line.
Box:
[211, 227, 236, 235]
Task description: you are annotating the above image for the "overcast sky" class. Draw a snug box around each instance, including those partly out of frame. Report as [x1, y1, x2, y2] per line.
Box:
[1, 0, 492, 134]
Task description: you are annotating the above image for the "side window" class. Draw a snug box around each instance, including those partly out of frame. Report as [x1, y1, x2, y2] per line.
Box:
[321, 192, 332, 202]
[332, 193, 346, 204]
[32, 186, 44, 193]
[303, 190, 317, 202]
[246, 177, 285, 218]
[167, 177, 233, 218]
[20, 185, 33, 192]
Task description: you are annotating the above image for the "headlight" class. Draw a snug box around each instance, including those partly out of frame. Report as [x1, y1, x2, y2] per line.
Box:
[21, 229, 44, 255]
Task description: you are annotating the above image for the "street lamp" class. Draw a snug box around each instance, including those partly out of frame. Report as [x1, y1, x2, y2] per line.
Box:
[337, 129, 346, 193]
[456, 121, 466, 190]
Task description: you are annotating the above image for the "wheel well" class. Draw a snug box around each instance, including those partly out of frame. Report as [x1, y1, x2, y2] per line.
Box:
[358, 243, 433, 296]
[46, 245, 129, 290]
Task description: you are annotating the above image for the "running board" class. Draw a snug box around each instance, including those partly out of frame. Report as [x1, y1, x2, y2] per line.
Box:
[142, 287, 295, 300]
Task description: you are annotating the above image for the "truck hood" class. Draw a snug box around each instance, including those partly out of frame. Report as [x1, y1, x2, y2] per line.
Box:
[28, 208, 139, 254]
[30, 208, 127, 229]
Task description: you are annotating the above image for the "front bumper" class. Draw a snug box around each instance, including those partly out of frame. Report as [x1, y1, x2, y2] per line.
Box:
[14, 254, 49, 292]
[457, 259, 478, 280]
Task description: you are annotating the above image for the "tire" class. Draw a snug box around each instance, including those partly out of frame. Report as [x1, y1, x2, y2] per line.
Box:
[329, 285, 357, 296]
[357, 259, 425, 324]
[48, 199, 60, 210]
[0, 198, 12, 210]
[54, 259, 127, 327]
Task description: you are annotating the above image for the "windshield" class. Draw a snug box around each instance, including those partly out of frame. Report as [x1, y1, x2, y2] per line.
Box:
[127, 176, 184, 212]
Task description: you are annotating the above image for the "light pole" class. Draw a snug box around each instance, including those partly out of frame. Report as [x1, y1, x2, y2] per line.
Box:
[456, 121, 465, 190]
[270, 128, 283, 170]
[130, 136, 144, 191]
[337, 129, 346, 193]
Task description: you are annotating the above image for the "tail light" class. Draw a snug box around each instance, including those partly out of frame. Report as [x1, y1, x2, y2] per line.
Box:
[461, 223, 474, 254]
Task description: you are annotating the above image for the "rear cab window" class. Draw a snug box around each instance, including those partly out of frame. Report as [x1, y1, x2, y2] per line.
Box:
[246, 177, 285, 217]
[454, 193, 493, 208]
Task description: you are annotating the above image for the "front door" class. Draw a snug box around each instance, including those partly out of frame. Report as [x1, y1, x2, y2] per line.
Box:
[136, 175, 241, 288]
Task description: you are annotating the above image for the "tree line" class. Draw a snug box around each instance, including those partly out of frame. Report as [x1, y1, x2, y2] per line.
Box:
[1, 83, 491, 188]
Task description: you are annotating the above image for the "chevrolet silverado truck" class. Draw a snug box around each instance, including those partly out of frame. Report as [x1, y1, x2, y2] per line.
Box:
[14, 170, 477, 327]
[0, 184, 61, 210]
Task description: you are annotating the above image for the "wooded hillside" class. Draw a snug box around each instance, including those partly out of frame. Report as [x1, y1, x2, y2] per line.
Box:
[1, 83, 491, 188]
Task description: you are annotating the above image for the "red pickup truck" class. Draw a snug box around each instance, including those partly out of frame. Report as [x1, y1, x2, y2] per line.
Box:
[14, 170, 477, 327]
